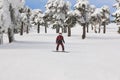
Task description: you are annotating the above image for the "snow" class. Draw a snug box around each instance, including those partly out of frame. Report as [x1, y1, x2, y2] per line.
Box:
[75, 0, 89, 9]
[113, 0, 120, 24]
[0, 23, 120, 80]
[91, 8, 102, 17]
[0, 0, 11, 32]
[8, 0, 25, 9]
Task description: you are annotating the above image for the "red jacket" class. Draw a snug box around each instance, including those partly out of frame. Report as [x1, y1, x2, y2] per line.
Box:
[56, 35, 65, 44]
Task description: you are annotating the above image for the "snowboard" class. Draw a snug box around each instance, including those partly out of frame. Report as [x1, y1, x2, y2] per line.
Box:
[52, 50, 69, 53]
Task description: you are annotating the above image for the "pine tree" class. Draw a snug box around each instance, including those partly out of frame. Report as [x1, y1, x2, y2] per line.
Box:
[65, 11, 77, 36]
[101, 5, 110, 33]
[19, 6, 31, 35]
[8, 0, 26, 41]
[30, 9, 44, 33]
[45, 0, 70, 33]
[8, 3, 15, 43]
[112, 0, 120, 25]
[0, 0, 31, 44]
[0, 0, 12, 44]
[74, 0, 90, 39]
[90, 5, 110, 34]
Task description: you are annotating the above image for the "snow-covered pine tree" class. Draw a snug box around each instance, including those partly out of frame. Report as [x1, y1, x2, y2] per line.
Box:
[8, 3, 15, 43]
[113, 0, 120, 33]
[89, 5, 96, 30]
[90, 8, 102, 33]
[90, 5, 110, 34]
[19, 6, 31, 35]
[74, 0, 91, 39]
[7, 0, 26, 42]
[45, 0, 70, 33]
[9, 0, 25, 33]
[65, 11, 77, 36]
[65, 3, 93, 37]
[30, 9, 44, 33]
[113, 0, 120, 25]
[0, 0, 11, 44]
[53, 20, 62, 33]
[44, 0, 55, 23]
[100, 5, 110, 33]
[86, 4, 96, 32]
[0, 0, 5, 44]
[20, 10, 27, 35]
[43, 14, 48, 33]
[24, 7, 31, 34]
[0, 0, 31, 44]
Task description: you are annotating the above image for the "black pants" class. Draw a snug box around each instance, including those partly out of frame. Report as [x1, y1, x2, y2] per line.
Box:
[56, 43, 64, 51]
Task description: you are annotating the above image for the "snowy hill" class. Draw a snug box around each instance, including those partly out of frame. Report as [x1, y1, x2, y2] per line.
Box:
[0, 23, 120, 80]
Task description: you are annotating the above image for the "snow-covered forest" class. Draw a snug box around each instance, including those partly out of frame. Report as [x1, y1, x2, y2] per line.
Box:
[0, 0, 120, 80]
[0, 0, 119, 44]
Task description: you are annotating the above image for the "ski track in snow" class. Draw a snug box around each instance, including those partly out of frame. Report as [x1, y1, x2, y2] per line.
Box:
[0, 23, 120, 80]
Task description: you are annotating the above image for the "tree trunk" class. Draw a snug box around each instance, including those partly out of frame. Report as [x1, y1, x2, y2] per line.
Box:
[37, 24, 40, 33]
[118, 27, 120, 33]
[62, 28, 64, 33]
[26, 25, 29, 34]
[86, 23, 89, 33]
[68, 27, 71, 37]
[91, 24, 93, 30]
[45, 26, 47, 33]
[8, 28, 14, 43]
[20, 22, 24, 35]
[63, 26, 67, 33]
[82, 24, 86, 39]
[56, 27, 60, 33]
[45, 24, 47, 33]
[0, 31, 3, 44]
[103, 24, 106, 34]
[98, 25, 101, 33]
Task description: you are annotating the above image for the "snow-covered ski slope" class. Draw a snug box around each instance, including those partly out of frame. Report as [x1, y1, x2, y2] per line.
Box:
[0, 23, 120, 80]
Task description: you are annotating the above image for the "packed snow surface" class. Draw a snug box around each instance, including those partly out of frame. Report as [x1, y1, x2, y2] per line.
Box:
[0, 23, 120, 80]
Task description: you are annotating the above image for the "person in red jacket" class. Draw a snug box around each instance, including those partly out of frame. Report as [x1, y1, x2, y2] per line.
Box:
[56, 33, 65, 51]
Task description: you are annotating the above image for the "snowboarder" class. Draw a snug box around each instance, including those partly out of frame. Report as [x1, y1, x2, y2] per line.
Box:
[56, 33, 65, 51]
